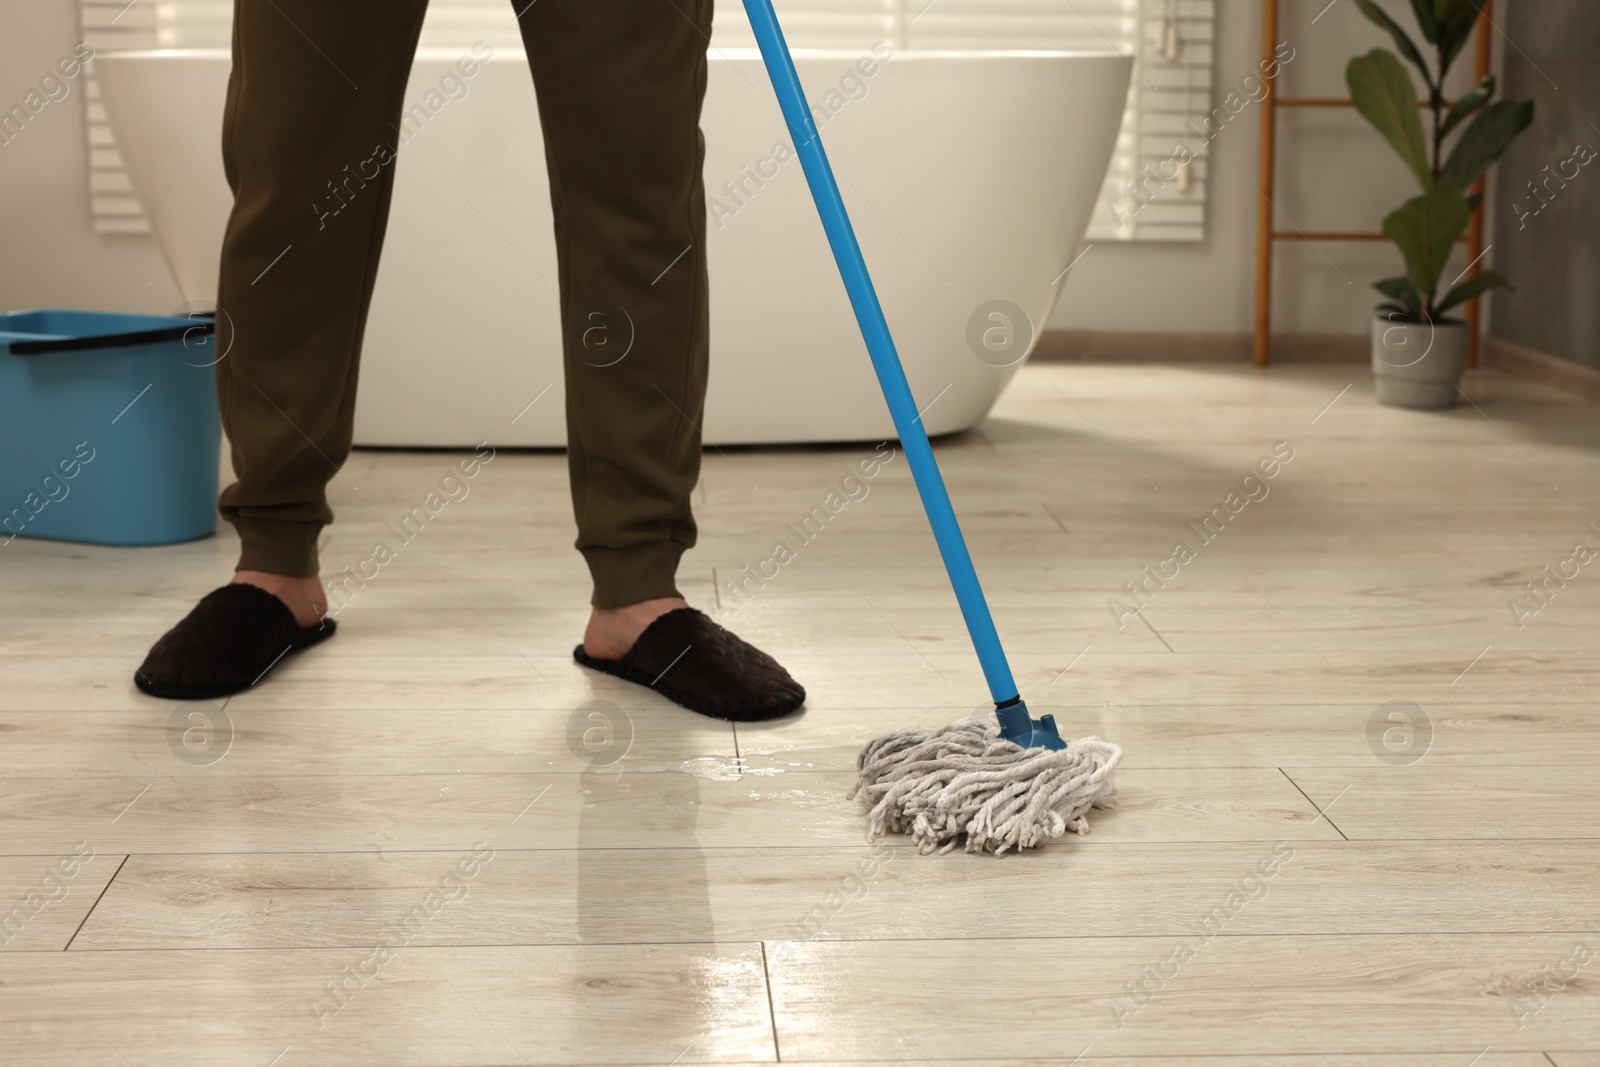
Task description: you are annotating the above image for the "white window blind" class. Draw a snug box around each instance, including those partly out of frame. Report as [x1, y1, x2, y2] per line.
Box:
[80, 0, 1212, 240]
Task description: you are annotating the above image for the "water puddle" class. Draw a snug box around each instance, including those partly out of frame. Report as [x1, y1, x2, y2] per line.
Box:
[674, 755, 787, 781]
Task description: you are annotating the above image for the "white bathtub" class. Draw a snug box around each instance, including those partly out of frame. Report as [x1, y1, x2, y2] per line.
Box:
[95, 48, 1127, 446]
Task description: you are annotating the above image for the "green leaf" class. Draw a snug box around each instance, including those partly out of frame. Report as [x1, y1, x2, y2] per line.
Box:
[1441, 74, 1494, 138]
[1437, 269, 1513, 314]
[1374, 275, 1419, 302]
[1409, 0, 1439, 42]
[1440, 99, 1534, 187]
[1355, 0, 1434, 88]
[1437, 0, 1486, 73]
[1348, 50, 1433, 188]
[1374, 275, 1424, 319]
[1382, 184, 1472, 307]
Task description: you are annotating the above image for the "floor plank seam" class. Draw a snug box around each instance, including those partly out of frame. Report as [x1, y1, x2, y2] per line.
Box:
[42, 931, 1600, 955]
[1278, 768, 1350, 841]
[759, 941, 782, 1063]
[61, 852, 129, 951]
[13, 837, 1600, 862]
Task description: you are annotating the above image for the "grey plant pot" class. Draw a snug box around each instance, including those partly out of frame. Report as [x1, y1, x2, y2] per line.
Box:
[1370, 315, 1468, 409]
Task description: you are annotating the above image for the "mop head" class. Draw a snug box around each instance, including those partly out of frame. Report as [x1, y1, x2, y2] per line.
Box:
[849, 717, 1121, 855]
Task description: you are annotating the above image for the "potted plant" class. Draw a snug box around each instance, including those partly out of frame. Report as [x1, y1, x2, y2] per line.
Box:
[1345, 0, 1533, 409]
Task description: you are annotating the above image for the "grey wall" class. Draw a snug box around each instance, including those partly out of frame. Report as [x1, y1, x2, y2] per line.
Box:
[1490, 3, 1600, 369]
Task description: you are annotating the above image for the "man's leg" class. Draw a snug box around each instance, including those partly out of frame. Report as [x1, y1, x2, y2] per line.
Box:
[136, 0, 429, 697]
[516, 1, 804, 717]
[512, 0, 712, 653]
[217, 0, 431, 604]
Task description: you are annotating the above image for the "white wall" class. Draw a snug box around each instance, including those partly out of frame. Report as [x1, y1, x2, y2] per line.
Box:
[0, 2, 183, 315]
[2, 0, 1483, 337]
[1051, 0, 1483, 336]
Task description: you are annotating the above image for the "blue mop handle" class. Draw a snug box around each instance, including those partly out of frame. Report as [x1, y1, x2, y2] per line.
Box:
[739, 1, 1019, 708]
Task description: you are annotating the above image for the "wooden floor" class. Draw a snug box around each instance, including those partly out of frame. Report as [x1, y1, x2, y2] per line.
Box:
[3, 362, 1599, 1065]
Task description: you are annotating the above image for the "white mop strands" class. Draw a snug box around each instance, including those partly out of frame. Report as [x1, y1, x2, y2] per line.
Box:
[850, 718, 1122, 855]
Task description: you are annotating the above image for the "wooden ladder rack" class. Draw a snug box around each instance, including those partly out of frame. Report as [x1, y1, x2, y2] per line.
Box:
[1252, 0, 1494, 366]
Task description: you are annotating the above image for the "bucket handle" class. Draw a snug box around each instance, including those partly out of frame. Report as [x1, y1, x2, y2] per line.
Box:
[7, 318, 215, 357]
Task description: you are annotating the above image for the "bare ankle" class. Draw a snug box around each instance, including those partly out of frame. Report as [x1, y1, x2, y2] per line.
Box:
[233, 570, 329, 628]
[583, 596, 687, 660]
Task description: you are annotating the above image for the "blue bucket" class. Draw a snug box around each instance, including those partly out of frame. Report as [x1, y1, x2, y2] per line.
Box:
[1, 309, 222, 546]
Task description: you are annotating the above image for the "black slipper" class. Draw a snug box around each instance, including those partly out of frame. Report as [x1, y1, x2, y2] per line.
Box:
[134, 584, 337, 700]
[573, 607, 805, 721]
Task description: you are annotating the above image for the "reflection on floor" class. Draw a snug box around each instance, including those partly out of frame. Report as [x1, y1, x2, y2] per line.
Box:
[3, 363, 1598, 1065]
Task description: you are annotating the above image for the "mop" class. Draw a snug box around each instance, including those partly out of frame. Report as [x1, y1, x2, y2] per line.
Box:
[741, 0, 1122, 855]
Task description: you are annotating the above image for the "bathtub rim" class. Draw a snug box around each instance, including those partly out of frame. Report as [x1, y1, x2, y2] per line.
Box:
[95, 42, 1127, 444]
[94, 46, 1134, 62]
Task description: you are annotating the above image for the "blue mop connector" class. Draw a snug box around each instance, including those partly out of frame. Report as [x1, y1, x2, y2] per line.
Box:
[995, 698, 1066, 750]
[742, 0, 1067, 750]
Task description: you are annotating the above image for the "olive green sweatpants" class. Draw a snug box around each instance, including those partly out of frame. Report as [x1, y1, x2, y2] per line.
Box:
[214, 0, 711, 607]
